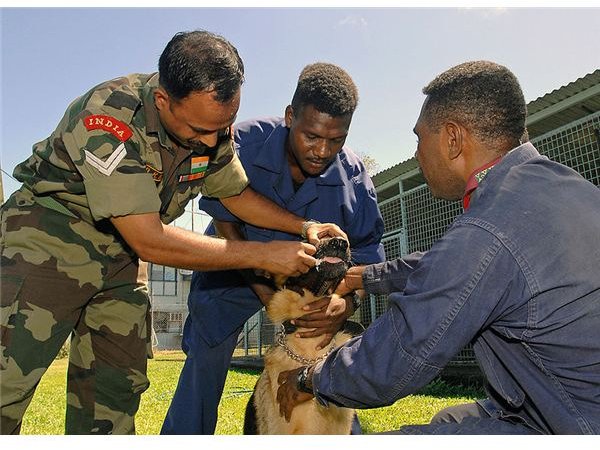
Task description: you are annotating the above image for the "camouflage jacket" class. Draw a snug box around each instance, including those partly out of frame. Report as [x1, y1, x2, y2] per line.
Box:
[12, 73, 248, 225]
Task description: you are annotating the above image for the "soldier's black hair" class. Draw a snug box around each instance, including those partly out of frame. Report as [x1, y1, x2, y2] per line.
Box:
[291, 63, 358, 117]
[422, 60, 527, 149]
[159, 30, 244, 102]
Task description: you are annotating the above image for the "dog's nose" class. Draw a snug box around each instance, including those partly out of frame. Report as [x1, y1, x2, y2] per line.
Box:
[333, 237, 348, 250]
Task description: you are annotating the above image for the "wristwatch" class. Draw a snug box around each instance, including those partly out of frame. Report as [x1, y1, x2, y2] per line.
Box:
[300, 220, 320, 240]
[296, 365, 313, 394]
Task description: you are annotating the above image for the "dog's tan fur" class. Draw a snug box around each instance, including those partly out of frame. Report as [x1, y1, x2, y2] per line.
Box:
[252, 286, 355, 434]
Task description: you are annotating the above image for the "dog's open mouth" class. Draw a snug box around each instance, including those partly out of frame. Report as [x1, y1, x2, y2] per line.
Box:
[319, 256, 343, 264]
[285, 236, 351, 296]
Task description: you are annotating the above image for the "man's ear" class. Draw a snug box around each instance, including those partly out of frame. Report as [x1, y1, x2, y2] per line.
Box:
[445, 121, 463, 160]
[154, 87, 169, 111]
[284, 105, 293, 128]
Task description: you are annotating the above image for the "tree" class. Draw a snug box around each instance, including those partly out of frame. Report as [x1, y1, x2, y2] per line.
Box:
[356, 151, 381, 177]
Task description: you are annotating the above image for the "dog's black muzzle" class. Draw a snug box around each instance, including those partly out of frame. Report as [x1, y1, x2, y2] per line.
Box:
[285, 236, 351, 297]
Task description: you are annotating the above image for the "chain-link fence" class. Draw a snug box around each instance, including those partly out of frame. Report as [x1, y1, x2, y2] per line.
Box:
[534, 111, 600, 186]
[152, 311, 184, 334]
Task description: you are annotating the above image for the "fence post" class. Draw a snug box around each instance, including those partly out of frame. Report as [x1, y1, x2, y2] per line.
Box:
[369, 294, 377, 322]
[243, 321, 249, 356]
[257, 310, 263, 357]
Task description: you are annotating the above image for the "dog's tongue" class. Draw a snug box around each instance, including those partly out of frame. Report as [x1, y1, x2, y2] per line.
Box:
[321, 256, 343, 264]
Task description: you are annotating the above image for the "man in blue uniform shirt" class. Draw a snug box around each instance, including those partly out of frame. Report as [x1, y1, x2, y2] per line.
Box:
[277, 60, 600, 434]
[162, 63, 385, 434]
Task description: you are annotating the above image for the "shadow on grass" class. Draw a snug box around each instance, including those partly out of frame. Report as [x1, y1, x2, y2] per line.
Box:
[152, 356, 187, 362]
[416, 377, 485, 399]
[229, 368, 485, 400]
[229, 367, 262, 376]
[150, 351, 485, 400]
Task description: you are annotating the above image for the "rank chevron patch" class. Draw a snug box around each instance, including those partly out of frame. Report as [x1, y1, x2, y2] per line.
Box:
[84, 143, 127, 176]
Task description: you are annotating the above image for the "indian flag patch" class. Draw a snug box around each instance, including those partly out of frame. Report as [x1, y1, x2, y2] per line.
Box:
[179, 156, 209, 182]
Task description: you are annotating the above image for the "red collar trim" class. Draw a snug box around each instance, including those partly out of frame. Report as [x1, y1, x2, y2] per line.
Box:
[462, 155, 503, 210]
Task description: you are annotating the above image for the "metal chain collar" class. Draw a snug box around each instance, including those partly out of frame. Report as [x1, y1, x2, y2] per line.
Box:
[275, 324, 336, 366]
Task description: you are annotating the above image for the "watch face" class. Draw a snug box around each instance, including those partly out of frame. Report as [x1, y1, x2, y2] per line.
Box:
[296, 366, 310, 393]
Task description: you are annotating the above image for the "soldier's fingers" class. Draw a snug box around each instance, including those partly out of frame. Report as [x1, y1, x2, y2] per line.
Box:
[296, 262, 312, 275]
[302, 297, 330, 311]
[299, 307, 326, 317]
[316, 333, 335, 350]
[312, 224, 347, 241]
[295, 327, 336, 339]
[294, 328, 318, 338]
[294, 311, 328, 322]
[293, 318, 330, 329]
[296, 316, 333, 326]
[301, 242, 317, 256]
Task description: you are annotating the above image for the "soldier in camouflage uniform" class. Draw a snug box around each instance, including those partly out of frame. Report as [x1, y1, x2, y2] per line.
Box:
[0, 30, 343, 435]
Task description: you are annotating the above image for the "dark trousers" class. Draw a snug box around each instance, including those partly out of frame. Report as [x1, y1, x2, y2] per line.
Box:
[161, 316, 239, 434]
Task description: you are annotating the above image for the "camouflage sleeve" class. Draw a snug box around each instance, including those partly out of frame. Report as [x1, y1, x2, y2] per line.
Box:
[200, 131, 249, 198]
[62, 111, 161, 221]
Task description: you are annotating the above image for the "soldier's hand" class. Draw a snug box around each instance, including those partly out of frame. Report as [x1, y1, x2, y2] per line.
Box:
[304, 222, 347, 245]
[276, 368, 314, 422]
[292, 294, 351, 350]
[260, 241, 316, 277]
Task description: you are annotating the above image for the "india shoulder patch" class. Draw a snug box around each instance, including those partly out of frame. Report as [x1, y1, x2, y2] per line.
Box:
[84, 114, 133, 142]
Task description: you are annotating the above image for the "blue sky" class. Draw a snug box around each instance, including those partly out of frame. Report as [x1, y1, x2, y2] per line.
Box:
[2, 6, 600, 201]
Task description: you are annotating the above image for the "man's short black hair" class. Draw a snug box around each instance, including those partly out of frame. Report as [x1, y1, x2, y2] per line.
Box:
[291, 63, 358, 117]
[159, 30, 244, 102]
[422, 60, 527, 148]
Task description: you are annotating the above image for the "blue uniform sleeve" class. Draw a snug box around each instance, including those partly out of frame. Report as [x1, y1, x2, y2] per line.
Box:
[312, 222, 528, 408]
[362, 252, 424, 295]
[197, 196, 240, 223]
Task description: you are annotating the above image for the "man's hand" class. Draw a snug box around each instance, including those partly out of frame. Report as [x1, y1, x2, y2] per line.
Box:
[335, 265, 367, 297]
[304, 222, 348, 245]
[260, 241, 317, 277]
[276, 367, 314, 422]
[291, 294, 353, 350]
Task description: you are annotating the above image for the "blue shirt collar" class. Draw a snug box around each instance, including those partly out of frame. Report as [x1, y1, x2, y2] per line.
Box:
[251, 120, 345, 186]
[467, 142, 541, 208]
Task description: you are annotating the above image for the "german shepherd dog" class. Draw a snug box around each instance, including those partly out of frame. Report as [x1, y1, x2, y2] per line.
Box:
[243, 236, 358, 434]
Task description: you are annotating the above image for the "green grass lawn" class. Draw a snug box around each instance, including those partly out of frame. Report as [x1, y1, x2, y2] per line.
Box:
[20, 350, 483, 435]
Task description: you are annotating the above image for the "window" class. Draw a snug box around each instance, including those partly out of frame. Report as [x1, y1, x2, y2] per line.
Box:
[149, 264, 177, 296]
